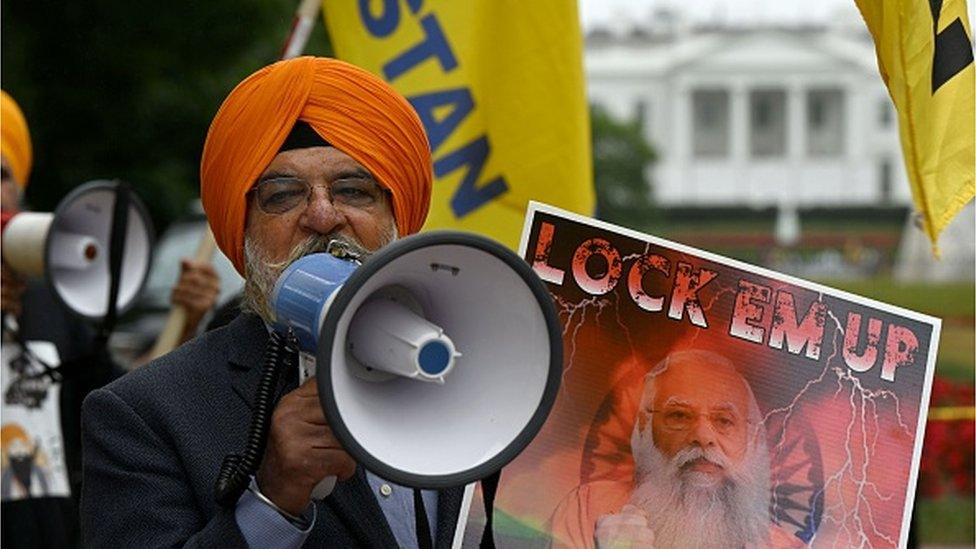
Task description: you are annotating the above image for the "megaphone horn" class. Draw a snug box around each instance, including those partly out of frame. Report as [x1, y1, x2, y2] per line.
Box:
[272, 231, 563, 491]
[0, 180, 154, 321]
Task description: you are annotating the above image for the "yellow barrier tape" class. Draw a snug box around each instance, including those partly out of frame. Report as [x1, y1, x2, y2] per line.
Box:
[928, 406, 976, 421]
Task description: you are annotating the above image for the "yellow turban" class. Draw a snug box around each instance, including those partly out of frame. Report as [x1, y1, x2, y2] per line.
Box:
[1, 91, 33, 188]
[200, 57, 432, 275]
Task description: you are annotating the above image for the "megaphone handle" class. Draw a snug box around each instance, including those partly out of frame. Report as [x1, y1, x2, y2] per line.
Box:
[310, 476, 337, 499]
[294, 352, 336, 500]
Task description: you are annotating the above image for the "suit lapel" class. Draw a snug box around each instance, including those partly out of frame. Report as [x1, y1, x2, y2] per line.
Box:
[226, 314, 275, 409]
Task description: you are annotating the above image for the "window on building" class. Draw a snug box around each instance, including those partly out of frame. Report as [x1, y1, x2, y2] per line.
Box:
[878, 99, 893, 128]
[692, 89, 729, 158]
[807, 88, 845, 157]
[750, 89, 786, 157]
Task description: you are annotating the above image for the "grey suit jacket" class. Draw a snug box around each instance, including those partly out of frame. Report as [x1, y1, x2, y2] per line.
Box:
[81, 314, 464, 548]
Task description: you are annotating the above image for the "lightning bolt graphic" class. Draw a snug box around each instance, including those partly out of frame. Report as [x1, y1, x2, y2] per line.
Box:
[690, 282, 739, 344]
[764, 298, 910, 548]
[553, 293, 611, 383]
[551, 246, 655, 386]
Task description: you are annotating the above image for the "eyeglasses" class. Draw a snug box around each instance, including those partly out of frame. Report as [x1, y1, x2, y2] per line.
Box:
[248, 176, 387, 215]
[648, 407, 745, 436]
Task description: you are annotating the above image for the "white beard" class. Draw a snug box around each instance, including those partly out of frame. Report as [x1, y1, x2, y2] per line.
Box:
[629, 427, 772, 548]
[242, 225, 397, 324]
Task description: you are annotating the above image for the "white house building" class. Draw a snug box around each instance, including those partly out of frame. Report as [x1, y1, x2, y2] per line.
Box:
[585, 11, 912, 208]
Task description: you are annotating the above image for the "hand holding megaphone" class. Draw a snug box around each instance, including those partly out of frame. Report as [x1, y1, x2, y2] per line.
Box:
[216, 231, 562, 512]
[255, 376, 356, 517]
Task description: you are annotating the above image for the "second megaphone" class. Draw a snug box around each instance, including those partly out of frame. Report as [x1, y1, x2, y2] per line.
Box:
[0, 180, 153, 320]
[273, 231, 563, 492]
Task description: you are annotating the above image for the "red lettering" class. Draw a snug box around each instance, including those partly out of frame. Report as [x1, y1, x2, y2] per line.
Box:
[667, 262, 717, 328]
[882, 324, 919, 382]
[769, 292, 827, 360]
[531, 222, 565, 285]
[571, 238, 622, 296]
[730, 280, 771, 343]
[627, 254, 670, 312]
[843, 313, 883, 373]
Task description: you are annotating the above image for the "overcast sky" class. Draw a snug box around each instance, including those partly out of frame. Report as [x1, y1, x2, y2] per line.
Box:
[578, 0, 976, 30]
[579, 0, 862, 28]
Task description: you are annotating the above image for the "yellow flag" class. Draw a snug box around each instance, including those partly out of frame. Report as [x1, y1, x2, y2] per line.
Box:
[322, 0, 594, 249]
[855, 0, 975, 254]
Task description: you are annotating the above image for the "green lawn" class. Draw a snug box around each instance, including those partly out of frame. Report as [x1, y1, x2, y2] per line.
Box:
[915, 495, 976, 544]
[935, 323, 976, 381]
[817, 279, 975, 319]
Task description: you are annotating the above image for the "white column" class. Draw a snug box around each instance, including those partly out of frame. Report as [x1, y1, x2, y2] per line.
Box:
[785, 81, 805, 205]
[729, 82, 750, 203]
[730, 82, 749, 164]
[672, 79, 692, 202]
[644, 85, 662, 202]
[846, 79, 867, 203]
[787, 81, 805, 161]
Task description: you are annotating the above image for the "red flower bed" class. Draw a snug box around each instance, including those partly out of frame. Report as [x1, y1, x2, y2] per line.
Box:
[919, 377, 975, 497]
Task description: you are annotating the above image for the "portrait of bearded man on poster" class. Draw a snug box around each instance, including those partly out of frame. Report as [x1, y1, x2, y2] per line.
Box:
[549, 350, 804, 549]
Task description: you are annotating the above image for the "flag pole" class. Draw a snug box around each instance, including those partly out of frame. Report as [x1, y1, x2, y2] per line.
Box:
[281, 0, 322, 60]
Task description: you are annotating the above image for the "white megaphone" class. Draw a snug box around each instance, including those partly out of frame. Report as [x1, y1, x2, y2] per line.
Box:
[1, 180, 154, 321]
[272, 231, 562, 496]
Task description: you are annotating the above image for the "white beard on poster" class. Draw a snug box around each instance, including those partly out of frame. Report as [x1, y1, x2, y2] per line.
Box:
[270, 231, 563, 499]
[0, 180, 153, 322]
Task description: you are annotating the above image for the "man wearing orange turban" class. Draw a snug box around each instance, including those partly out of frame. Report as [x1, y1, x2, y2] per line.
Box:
[82, 57, 461, 549]
[201, 55, 432, 276]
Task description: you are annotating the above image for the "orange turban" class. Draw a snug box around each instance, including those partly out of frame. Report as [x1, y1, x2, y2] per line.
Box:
[200, 57, 432, 274]
[1, 423, 29, 451]
[1, 91, 33, 188]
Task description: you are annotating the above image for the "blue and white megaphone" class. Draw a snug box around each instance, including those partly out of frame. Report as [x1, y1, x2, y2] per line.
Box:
[272, 231, 562, 495]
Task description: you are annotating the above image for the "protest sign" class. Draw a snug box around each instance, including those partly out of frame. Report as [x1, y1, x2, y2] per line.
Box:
[472, 202, 940, 548]
[1, 339, 70, 501]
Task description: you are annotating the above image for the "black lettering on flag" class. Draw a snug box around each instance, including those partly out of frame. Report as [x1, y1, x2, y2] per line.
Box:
[929, 0, 974, 93]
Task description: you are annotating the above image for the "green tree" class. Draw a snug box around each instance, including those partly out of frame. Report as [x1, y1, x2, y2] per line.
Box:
[1, 0, 332, 231]
[591, 104, 656, 229]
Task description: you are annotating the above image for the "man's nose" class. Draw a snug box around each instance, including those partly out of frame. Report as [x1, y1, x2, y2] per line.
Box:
[688, 415, 717, 448]
[299, 187, 346, 235]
